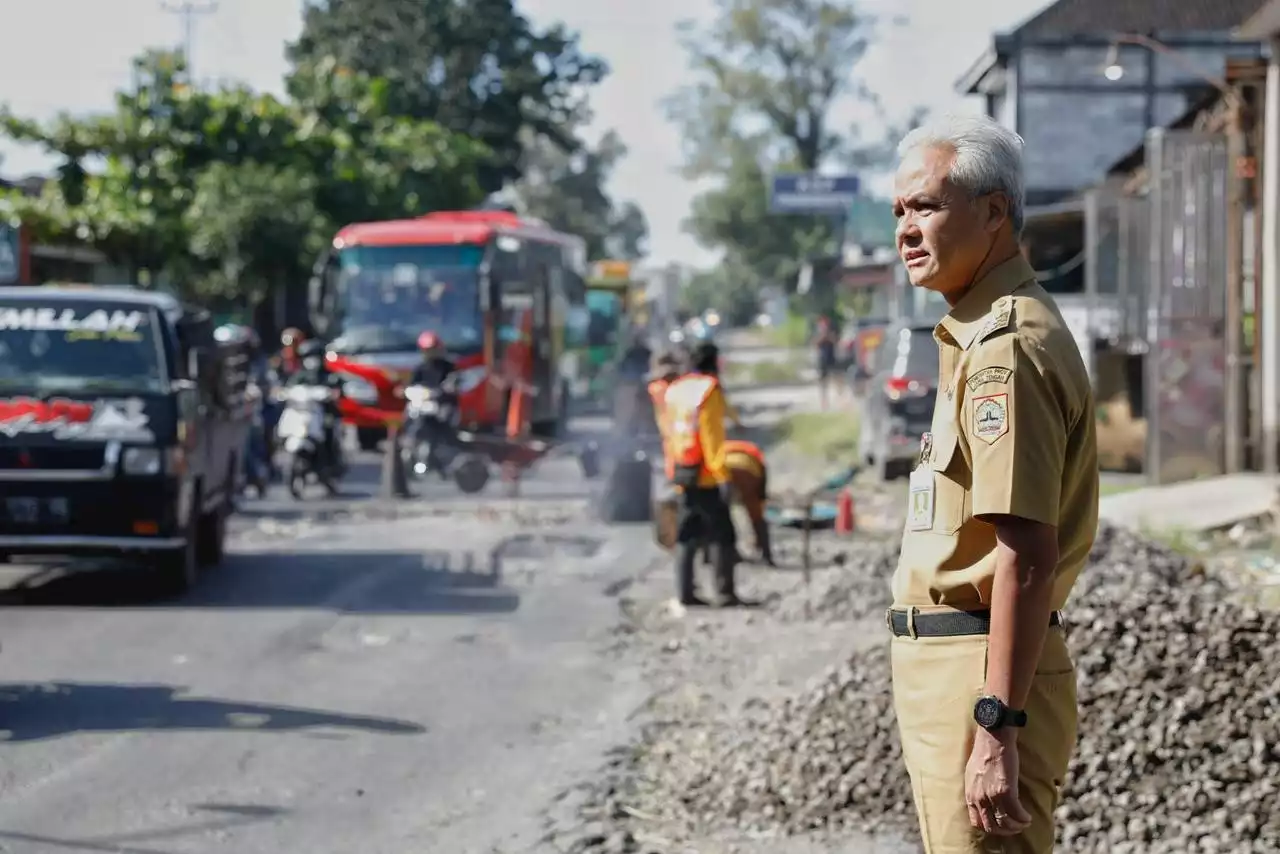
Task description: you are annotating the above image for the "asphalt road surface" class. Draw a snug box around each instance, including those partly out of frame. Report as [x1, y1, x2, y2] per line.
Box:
[0, 416, 659, 854]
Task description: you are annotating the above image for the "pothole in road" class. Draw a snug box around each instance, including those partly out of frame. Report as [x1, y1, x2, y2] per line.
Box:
[493, 534, 604, 560]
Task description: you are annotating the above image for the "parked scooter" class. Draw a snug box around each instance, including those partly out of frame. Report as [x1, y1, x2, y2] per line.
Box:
[401, 383, 460, 478]
[275, 384, 345, 498]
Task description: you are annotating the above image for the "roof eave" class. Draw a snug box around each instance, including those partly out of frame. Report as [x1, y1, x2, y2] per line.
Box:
[1237, 0, 1280, 39]
[956, 44, 1007, 95]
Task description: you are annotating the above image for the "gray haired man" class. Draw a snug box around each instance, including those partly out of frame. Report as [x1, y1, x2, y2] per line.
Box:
[886, 113, 1099, 852]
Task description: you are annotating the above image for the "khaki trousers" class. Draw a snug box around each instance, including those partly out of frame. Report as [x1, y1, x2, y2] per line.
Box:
[891, 628, 1077, 853]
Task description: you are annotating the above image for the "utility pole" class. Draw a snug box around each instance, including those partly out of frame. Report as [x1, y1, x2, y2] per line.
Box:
[161, 0, 217, 82]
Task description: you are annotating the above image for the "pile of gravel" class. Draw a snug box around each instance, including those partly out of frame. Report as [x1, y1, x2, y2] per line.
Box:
[566, 522, 1280, 852]
[767, 534, 898, 623]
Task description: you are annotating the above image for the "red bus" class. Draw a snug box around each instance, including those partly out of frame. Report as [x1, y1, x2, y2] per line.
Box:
[308, 210, 588, 450]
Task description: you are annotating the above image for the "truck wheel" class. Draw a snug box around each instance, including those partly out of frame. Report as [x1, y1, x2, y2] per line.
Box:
[197, 497, 228, 567]
[155, 492, 200, 596]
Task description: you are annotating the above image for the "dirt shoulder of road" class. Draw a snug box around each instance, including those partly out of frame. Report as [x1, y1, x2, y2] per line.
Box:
[533, 404, 914, 853]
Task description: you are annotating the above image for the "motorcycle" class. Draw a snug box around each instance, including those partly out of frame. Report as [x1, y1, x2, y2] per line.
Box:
[275, 384, 345, 498]
[401, 384, 460, 478]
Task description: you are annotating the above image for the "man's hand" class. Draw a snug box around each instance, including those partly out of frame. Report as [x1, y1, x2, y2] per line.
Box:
[965, 728, 1031, 836]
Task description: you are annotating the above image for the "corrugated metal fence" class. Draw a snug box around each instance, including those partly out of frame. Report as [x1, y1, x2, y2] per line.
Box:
[1086, 128, 1230, 484]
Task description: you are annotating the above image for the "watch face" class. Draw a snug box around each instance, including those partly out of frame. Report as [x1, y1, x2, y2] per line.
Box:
[974, 696, 1003, 728]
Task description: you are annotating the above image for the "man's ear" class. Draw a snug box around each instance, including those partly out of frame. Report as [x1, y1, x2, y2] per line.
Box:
[985, 192, 1010, 233]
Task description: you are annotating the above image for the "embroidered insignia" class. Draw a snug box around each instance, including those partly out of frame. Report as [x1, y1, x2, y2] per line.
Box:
[973, 393, 1009, 444]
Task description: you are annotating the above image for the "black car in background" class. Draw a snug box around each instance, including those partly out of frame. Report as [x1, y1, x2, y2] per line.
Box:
[855, 321, 939, 480]
[0, 286, 249, 594]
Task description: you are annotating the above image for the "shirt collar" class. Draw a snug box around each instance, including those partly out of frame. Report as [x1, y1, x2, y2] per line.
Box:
[934, 254, 1037, 349]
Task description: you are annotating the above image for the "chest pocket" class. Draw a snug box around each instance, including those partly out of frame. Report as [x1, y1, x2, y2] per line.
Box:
[928, 421, 969, 535]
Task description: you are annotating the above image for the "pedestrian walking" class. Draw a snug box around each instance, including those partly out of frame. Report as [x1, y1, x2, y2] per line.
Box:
[813, 316, 838, 410]
[885, 113, 1099, 853]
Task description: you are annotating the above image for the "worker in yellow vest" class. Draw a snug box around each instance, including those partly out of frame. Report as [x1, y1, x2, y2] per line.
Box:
[722, 439, 775, 566]
[662, 341, 742, 607]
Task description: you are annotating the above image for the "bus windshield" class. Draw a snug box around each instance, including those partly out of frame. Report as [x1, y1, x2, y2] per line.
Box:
[334, 244, 485, 354]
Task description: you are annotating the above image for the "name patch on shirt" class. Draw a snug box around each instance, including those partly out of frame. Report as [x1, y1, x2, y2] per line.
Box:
[966, 366, 1012, 390]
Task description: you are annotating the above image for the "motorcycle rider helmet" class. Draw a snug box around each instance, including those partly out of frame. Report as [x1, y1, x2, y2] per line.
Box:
[281, 327, 305, 349]
[297, 339, 325, 371]
[417, 330, 442, 354]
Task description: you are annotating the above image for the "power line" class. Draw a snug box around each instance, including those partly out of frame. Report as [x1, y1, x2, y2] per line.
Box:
[161, 0, 218, 81]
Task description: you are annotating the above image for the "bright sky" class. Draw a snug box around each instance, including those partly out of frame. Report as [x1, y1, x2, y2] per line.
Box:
[0, 0, 1047, 266]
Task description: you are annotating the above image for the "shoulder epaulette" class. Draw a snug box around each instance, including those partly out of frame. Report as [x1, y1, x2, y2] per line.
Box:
[971, 295, 1015, 348]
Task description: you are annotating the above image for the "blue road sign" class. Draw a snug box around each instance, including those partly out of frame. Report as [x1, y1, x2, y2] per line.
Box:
[769, 173, 860, 214]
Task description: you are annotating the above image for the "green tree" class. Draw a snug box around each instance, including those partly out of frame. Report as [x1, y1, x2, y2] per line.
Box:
[666, 0, 920, 294]
[0, 50, 488, 302]
[680, 260, 762, 327]
[512, 128, 649, 261]
[288, 0, 606, 193]
[184, 161, 323, 303]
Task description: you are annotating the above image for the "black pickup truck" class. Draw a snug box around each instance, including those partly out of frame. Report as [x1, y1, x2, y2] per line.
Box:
[0, 286, 249, 594]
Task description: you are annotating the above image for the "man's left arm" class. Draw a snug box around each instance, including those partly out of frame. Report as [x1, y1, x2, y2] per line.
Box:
[966, 335, 1065, 714]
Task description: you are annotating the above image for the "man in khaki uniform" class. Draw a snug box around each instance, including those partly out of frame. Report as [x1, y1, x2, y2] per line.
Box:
[887, 114, 1099, 852]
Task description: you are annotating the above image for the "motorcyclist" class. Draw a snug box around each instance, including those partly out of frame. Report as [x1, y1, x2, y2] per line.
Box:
[277, 327, 306, 381]
[406, 331, 458, 475]
[286, 339, 345, 470]
[409, 330, 457, 389]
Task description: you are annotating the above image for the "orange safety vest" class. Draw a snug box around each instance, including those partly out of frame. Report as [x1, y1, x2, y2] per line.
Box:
[663, 374, 719, 479]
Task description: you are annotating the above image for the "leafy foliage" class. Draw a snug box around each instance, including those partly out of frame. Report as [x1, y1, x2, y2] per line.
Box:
[513, 129, 649, 261]
[288, 0, 607, 193]
[0, 6, 648, 312]
[290, 0, 643, 263]
[0, 50, 488, 301]
[667, 0, 923, 301]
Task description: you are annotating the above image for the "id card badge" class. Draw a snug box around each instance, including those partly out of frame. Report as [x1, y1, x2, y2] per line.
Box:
[907, 465, 935, 531]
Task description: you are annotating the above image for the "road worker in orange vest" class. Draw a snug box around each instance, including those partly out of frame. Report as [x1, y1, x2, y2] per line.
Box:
[662, 340, 743, 607]
[722, 438, 775, 566]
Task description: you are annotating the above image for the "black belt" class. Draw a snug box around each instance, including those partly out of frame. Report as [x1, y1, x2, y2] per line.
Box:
[886, 607, 1063, 638]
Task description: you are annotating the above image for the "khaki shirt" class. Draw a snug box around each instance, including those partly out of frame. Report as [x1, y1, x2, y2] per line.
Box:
[893, 255, 1099, 612]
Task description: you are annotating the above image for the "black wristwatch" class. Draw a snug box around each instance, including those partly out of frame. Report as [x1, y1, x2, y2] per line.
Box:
[973, 695, 1027, 732]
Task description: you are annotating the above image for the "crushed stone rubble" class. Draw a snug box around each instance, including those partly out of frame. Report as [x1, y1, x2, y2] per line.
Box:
[550, 522, 1280, 853]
